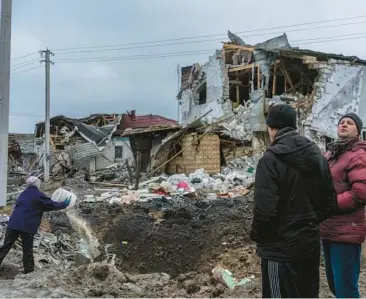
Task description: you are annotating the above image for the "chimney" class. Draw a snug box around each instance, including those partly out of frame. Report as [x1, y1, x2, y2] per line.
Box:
[130, 110, 136, 121]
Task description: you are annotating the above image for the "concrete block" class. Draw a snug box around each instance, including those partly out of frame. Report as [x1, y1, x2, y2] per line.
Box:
[322, 68, 332, 74]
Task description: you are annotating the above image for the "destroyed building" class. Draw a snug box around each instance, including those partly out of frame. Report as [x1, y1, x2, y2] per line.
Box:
[118, 110, 180, 172]
[34, 111, 179, 177]
[8, 134, 36, 171]
[34, 114, 123, 176]
[177, 33, 366, 152]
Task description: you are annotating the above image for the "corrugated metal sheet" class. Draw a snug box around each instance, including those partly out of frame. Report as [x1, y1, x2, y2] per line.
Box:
[69, 143, 100, 161]
[96, 143, 115, 169]
[69, 142, 115, 170]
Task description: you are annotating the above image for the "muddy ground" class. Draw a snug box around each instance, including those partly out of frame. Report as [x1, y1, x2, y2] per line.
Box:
[1, 192, 366, 297]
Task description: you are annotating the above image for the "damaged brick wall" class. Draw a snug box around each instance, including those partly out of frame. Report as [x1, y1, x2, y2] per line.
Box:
[167, 133, 221, 174]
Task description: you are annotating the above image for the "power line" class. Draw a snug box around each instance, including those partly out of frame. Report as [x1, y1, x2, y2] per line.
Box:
[296, 35, 366, 45]
[9, 33, 366, 76]
[53, 21, 366, 56]
[11, 59, 39, 70]
[52, 15, 366, 52]
[11, 65, 42, 76]
[55, 49, 214, 63]
[9, 112, 87, 118]
[49, 33, 366, 65]
[12, 51, 38, 61]
[12, 15, 366, 61]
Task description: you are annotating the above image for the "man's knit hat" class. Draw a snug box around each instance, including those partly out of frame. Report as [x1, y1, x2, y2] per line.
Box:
[338, 112, 363, 135]
[266, 104, 297, 130]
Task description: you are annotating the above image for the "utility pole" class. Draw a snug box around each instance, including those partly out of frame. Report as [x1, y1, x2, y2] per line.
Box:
[40, 49, 54, 182]
[176, 64, 180, 122]
[0, 0, 12, 207]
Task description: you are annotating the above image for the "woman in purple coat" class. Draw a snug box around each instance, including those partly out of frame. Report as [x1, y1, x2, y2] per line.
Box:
[0, 176, 70, 274]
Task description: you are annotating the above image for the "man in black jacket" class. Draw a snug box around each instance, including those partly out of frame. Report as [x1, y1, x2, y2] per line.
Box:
[250, 104, 338, 298]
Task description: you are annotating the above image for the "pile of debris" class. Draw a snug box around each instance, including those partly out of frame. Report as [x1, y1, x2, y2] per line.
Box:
[72, 166, 254, 206]
[0, 212, 76, 270]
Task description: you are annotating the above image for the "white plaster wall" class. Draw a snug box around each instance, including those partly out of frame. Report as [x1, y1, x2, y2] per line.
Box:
[357, 66, 366, 126]
[307, 64, 363, 139]
[179, 51, 227, 126]
[113, 137, 135, 166]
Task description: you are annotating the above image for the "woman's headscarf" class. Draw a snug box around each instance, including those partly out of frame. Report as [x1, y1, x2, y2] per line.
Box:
[26, 176, 41, 189]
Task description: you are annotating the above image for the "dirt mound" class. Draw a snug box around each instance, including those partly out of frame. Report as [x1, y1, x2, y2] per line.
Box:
[63, 263, 173, 297]
[70, 195, 254, 277]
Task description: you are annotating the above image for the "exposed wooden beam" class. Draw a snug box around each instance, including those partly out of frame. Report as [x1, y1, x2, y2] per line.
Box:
[235, 73, 240, 107]
[272, 63, 277, 95]
[279, 59, 295, 92]
[229, 80, 243, 84]
[228, 63, 256, 73]
[228, 59, 280, 73]
[222, 43, 255, 52]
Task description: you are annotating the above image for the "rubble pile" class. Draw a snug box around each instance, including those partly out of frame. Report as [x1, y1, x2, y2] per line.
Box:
[220, 103, 253, 141]
[1, 175, 365, 297]
[0, 213, 76, 270]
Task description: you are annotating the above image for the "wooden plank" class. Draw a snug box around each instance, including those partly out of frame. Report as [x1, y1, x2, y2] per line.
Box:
[229, 80, 242, 84]
[280, 59, 294, 92]
[277, 50, 317, 63]
[228, 63, 256, 73]
[228, 59, 280, 73]
[222, 43, 254, 52]
[235, 73, 240, 107]
[272, 63, 277, 95]
[285, 77, 287, 93]
[257, 65, 261, 89]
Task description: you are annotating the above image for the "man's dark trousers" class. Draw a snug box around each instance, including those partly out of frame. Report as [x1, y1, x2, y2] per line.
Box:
[261, 256, 320, 298]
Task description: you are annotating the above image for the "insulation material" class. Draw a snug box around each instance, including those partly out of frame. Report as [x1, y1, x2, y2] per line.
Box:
[250, 90, 267, 132]
[167, 134, 220, 175]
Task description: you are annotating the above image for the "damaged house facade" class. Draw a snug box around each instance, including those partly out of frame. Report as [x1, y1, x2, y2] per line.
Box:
[178, 32, 366, 151]
[34, 111, 179, 177]
[34, 114, 124, 176]
[8, 134, 36, 172]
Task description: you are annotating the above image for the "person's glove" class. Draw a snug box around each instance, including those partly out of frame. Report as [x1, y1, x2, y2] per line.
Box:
[64, 197, 71, 206]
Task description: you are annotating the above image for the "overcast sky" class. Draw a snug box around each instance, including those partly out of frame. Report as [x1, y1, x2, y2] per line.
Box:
[9, 0, 366, 133]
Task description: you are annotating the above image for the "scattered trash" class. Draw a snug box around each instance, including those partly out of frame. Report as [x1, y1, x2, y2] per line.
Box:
[212, 265, 254, 290]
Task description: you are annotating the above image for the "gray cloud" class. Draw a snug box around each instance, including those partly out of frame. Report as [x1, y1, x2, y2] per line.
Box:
[9, 0, 366, 133]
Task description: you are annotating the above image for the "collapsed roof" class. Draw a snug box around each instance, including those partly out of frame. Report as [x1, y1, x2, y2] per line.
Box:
[178, 32, 366, 98]
[34, 114, 122, 150]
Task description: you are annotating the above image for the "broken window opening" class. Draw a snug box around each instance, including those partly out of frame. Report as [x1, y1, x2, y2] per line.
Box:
[196, 82, 207, 105]
[362, 131, 366, 141]
[228, 71, 251, 108]
[55, 144, 65, 151]
[115, 146, 123, 159]
[267, 57, 318, 98]
[172, 142, 183, 157]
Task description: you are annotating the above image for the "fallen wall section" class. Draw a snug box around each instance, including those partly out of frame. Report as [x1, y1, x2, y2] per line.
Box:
[167, 133, 221, 174]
